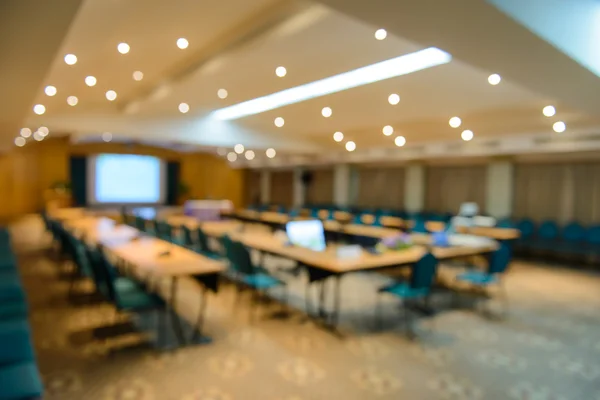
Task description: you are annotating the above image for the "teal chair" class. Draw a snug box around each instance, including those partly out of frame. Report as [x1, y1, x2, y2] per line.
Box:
[376, 253, 439, 337]
[456, 241, 511, 315]
[225, 239, 286, 320]
[0, 362, 44, 400]
[0, 319, 36, 366]
[555, 222, 587, 258]
[155, 221, 173, 242]
[0, 272, 26, 304]
[411, 219, 428, 234]
[194, 227, 221, 260]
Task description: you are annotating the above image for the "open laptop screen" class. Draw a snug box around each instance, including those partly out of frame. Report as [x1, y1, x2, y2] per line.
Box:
[285, 220, 326, 252]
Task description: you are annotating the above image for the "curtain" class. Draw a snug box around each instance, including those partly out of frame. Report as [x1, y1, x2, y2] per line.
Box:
[356, 166, 405, 209]
[514, 162, 600, 224]
[425, 165, 486, 214]
[166, 161, 180, 205]
[270, 170, 294, 207]
[69, 156, 87, 206]
[306, 168, 334, 205]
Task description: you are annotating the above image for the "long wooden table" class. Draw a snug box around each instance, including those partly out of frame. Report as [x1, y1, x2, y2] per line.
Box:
[163, 216, 497, 331]
[62, 215, 225, 347]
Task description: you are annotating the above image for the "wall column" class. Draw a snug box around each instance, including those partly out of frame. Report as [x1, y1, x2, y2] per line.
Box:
[293, 168, 305, 208]
[404, 163, 425, 213]
[259, 170, 271, 204]
[485, 160, 514, 218]
[333, 164, 351, 207]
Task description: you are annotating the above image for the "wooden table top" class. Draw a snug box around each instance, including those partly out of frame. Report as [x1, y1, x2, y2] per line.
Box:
[103, 236, 225, 277]
[49, 207, 86, 221]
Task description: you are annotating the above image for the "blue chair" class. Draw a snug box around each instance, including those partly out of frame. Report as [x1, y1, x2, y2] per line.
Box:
[0, 319, 36, 366]
[496, 218, 514, 229]
[0, 272, 26, 304]
[352, 214, 363, 225]
[411, 219, 428, 234]
[555, 222, 587, 258]
[456, 241, 511, 316]
[0, 362, 44, 400]
[530, 220, 559, 253]
[226, 239, 286, 320]
[194, 227, 221, 260]
[515, 218, 536, 253]
[585, 225, 600, 260]
[376, 253, 439, 337]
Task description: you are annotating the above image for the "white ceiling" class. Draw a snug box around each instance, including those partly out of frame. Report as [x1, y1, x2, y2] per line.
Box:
[15, 0, 600, 164]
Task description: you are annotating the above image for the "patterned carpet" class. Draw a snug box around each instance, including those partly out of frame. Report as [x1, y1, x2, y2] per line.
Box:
[9, 216, 600, 400]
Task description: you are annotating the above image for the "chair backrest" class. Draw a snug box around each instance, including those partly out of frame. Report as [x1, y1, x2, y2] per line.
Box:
[412, 219, 428, 234]
[231, 241, 256, 275]
[488, 241, 511, 275]
[156, 221, 173, 241]
[181, 225, 194, 246]
[538, 220, 559, 240]
[586, 225, 600, 245]
[496, 218, 514, 229]
[95, 248, 120, 303]
[196, 227, 210, 252]
[353, 214, 363, 224]
[221, 235, 237, 268]
[516, 219, 535, 238]
[410, 253, 438, 290]
[561, 222, 586, 242]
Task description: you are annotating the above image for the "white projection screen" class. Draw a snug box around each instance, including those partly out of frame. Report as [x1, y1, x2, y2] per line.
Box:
[87, 154, 167, 205]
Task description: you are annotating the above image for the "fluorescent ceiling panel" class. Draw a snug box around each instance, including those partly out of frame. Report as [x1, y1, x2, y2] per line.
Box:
[213, 47, 452, 120]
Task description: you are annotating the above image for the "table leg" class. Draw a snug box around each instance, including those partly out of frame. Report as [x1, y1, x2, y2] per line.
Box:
[169, 277, 187, 347]
[330, 275, 342, 327]
[189, 285, 211, 344]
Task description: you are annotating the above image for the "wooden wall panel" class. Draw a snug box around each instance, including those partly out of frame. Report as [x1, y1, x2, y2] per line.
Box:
[306, 168, 333, 205]
[270, 170, 294, 207]
[425, 165, 486, 214]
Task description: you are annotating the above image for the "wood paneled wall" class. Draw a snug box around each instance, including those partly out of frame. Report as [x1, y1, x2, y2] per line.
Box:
[244, 170, 261, 205]
[0, 138, 244, 221]
[270, 170, 294, 207]
[356, 166, 405, 209]
[306, 168, 333, 205]
[425, 165, 486, 213]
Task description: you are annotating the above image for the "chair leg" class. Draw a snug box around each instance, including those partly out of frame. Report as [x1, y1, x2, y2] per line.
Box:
[403, 301, 415, 340]
[375, 292, 382, 331]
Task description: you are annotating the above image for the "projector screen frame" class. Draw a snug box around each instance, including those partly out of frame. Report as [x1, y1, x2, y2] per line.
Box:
[86, 153, 168, 206]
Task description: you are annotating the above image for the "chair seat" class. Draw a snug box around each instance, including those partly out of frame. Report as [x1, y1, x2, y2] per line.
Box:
[0, 362, 43, 400]
[242, 273, 283, 289]
[456, 270, 498, 285]
[115, 289, 165, 312]
[0, 273, 25, 302]
[378, 282, 429, 299]
[0, 319, 35, 365]
[0, 301, 28, 320]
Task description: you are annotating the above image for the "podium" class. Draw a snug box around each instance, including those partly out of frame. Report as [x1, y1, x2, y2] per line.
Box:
[183, 200, 233, 221]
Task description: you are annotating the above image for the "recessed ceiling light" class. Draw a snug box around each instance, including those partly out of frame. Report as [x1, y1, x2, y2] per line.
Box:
[488, 74, 501, 85]
[275, 66, 287, 77]
[14, 137, 26, 147]
[33, 104, 45, 115]
[274, 117, 285, 127]
[106, 90, 117, 101]
[217, 88, 228, 99]
[227, 152, 237, 162]
[213, 47, 451, 120]
[449, 116, 461, 128]
[45, 86, 57, 96]
[176, 38, 189, 49]
[321, 107, 332, 118]
[394, 136, 406, 147]
[553, 121, 566, 133]
[67, 96, 78, 106]
[345, 141, 356, 152]
[64, 54, 77, 65]
[234, 144, 244, 154]
[375, 29, 387, 40]
[133, 71, 144, 81]
[85, 76, 97, 86]
[333, 131, 344, 142]
[117, 43, 130, 54]
[382, 125, 394, 136]
[266, 148, 276, 158]
[245, 150, 255, 160]
[20, 128, 31, 138]
[33, 131, 44, 141]
[543, 105, 556, 117]
[217, 147, 227, 156]
[461, 129, 474, 141]
[178, 102, 190, 113]
[388, 93, 400, 105]
[38, 126, 49, 136]
[102, 132, 112, 142]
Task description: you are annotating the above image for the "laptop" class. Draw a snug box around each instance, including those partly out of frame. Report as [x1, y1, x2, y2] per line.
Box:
[285, 219, 327, 252]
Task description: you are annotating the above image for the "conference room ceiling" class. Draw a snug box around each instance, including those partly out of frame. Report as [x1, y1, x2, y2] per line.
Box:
[20, 0, 600, 163]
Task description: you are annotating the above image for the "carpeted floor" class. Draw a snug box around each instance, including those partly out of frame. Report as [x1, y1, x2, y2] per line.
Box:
[9, 216, 600, 400]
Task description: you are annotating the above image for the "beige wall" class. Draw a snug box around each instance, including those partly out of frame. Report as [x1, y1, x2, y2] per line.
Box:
[0, 138, 244, 221]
